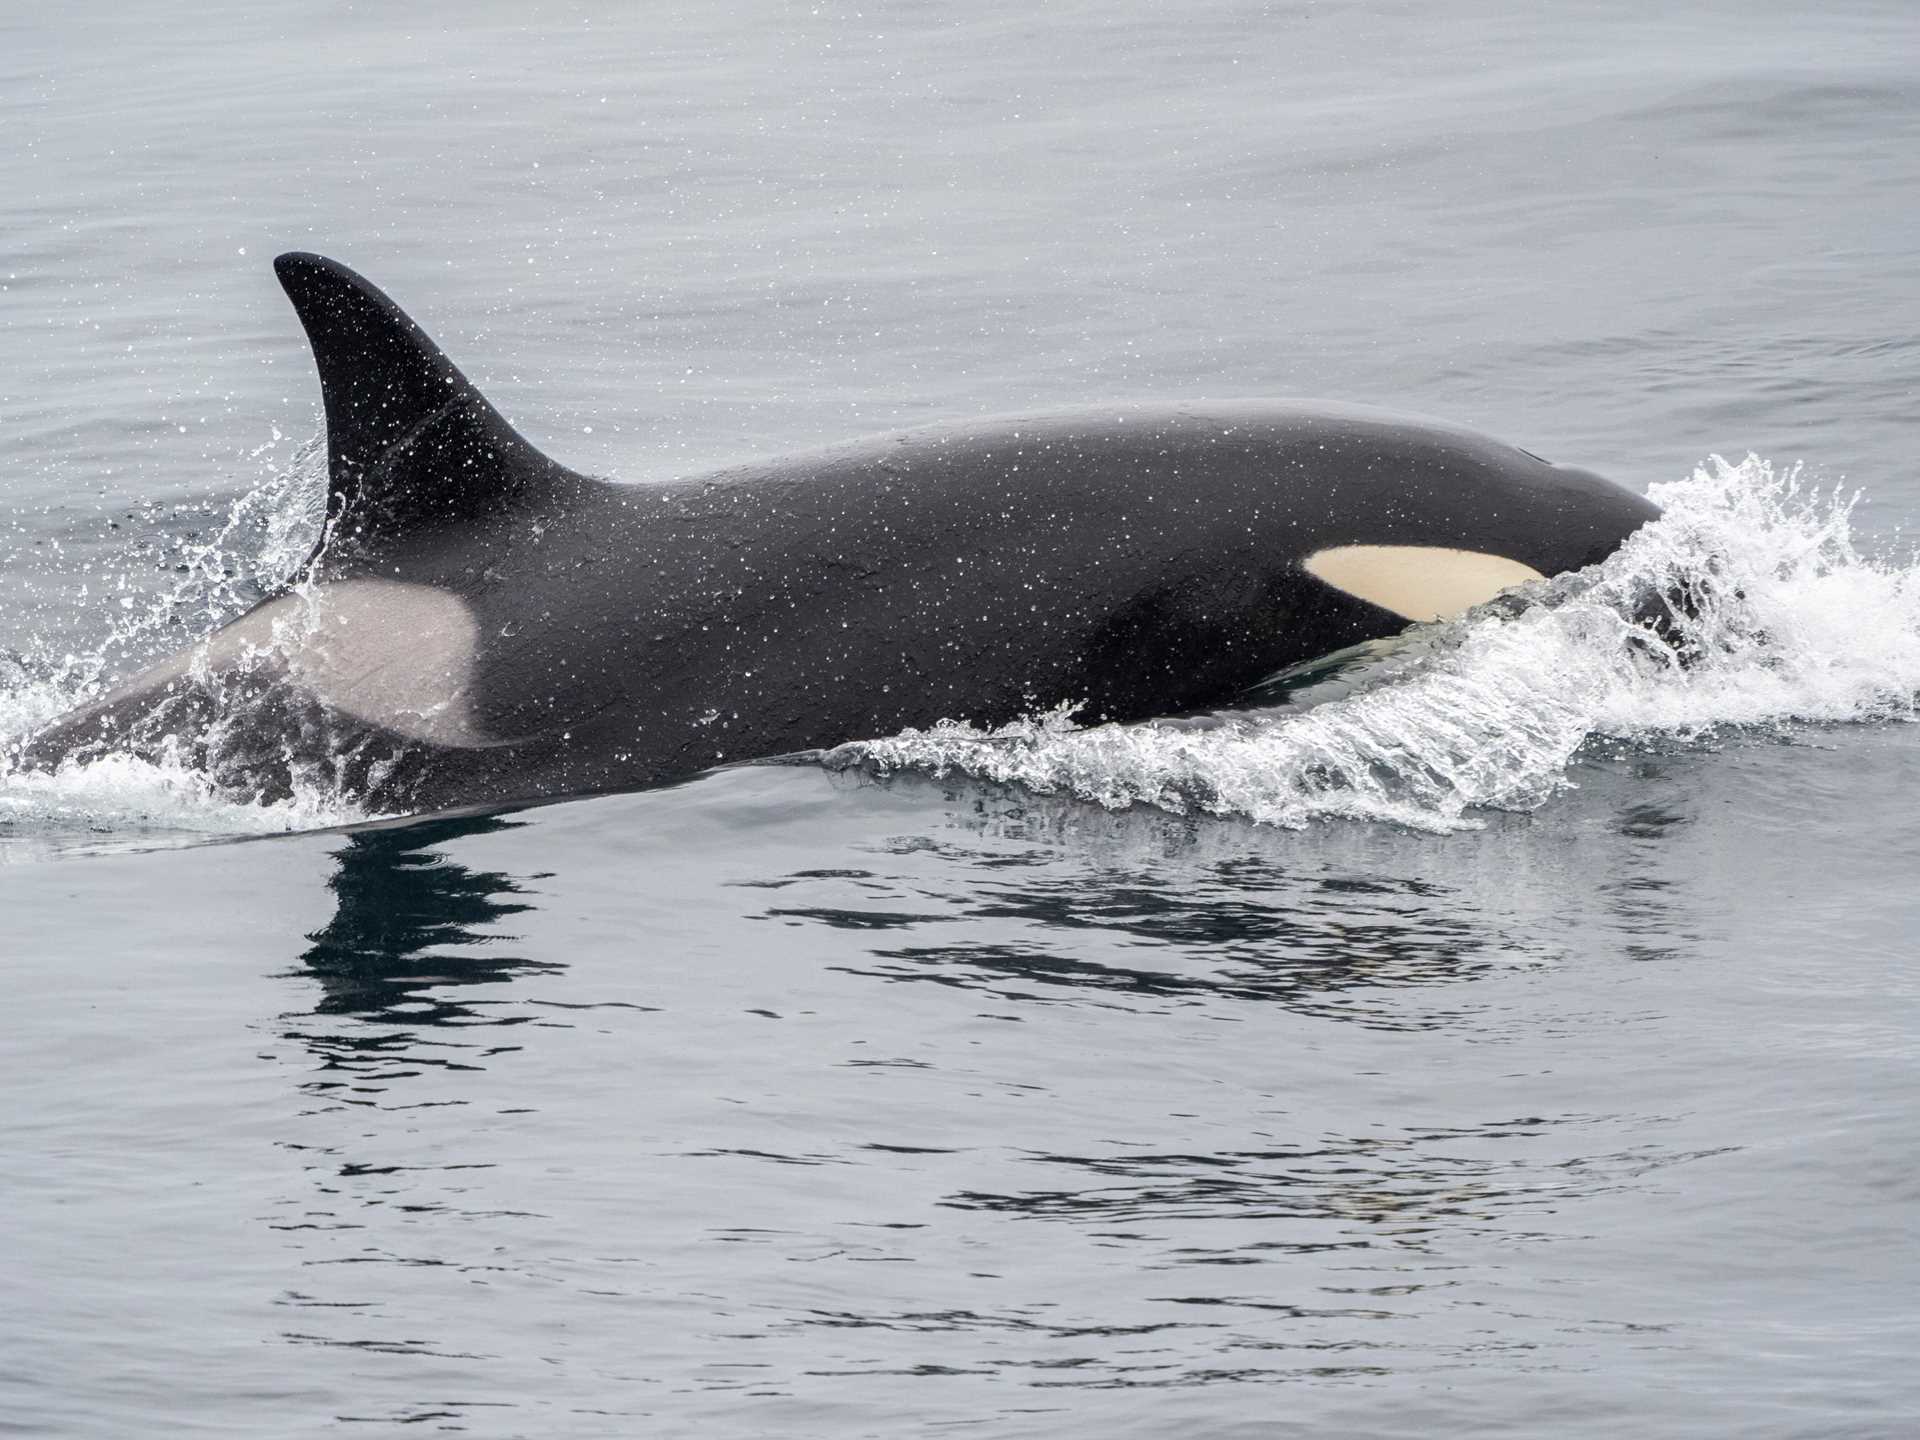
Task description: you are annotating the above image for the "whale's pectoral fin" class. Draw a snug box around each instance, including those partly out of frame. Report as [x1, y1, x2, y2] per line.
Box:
[274, 252, 582, 566]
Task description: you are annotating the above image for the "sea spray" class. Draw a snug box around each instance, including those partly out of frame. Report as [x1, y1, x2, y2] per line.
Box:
[0, 431, 368, 844]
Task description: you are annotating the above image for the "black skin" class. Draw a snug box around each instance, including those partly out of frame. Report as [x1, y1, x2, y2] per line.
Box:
[23, 256, 1659, 814]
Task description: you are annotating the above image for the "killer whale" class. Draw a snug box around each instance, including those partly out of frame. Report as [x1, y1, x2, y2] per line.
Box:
[21, 253, 1659, 813]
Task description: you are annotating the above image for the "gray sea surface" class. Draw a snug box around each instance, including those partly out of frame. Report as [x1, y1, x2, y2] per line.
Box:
[3, 2, 1918, 1436]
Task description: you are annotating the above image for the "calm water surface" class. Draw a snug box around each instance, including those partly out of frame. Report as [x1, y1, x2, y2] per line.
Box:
[3, 3, 1918, 1436]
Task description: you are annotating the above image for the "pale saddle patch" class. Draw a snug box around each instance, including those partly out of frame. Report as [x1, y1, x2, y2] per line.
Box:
[112, 579, 499, 747]
[1303, 545, 1546, 623]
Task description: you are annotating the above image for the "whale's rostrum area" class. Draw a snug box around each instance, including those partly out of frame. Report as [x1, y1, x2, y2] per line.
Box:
[838, 457, 1920, 831]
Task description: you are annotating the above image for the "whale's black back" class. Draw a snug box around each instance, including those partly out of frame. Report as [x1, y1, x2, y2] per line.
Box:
[23, 258, 1659, 813]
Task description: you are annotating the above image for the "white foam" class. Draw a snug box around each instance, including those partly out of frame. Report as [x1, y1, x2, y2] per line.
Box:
[838, 457, 1920, 832]
[0, 752, 359, 863]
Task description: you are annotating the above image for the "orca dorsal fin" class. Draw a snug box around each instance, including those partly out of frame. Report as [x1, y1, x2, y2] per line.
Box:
[273, 252, 579, 560]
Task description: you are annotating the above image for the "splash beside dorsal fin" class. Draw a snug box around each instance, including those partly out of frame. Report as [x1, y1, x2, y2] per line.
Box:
[273, 252, 579, 560]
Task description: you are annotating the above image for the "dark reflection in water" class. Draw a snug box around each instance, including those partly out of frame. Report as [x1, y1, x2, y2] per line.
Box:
[1590, 757, 1710, 963]
[296, 814, 550, 1024]
[938, 1123, 1737, 1252]
[727, 774, 1741, 1390]
[264, 813, 558, 1396]
[761, 844, 1536, 1030]
[753, 768, 1736, 1037]
[281, 813, 553, 1096]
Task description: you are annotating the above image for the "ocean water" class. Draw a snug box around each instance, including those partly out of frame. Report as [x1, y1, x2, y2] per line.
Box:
[3, 2, 1918, 1436]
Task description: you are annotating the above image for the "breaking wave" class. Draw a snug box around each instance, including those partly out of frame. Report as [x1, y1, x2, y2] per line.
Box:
[834, 456, 1920, 832]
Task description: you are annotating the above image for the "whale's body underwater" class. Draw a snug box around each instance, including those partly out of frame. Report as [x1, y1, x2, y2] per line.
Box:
[22, 254, 1659, 814]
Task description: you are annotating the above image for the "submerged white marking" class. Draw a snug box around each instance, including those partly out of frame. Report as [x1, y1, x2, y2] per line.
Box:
[1303, 545, 1546, 622]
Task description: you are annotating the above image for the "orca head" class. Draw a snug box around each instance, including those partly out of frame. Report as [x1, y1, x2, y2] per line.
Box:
[1290, 444, 1659, 627]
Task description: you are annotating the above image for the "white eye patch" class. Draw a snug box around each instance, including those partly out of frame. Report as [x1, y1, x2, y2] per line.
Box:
[1303, 545, 1545, 623]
